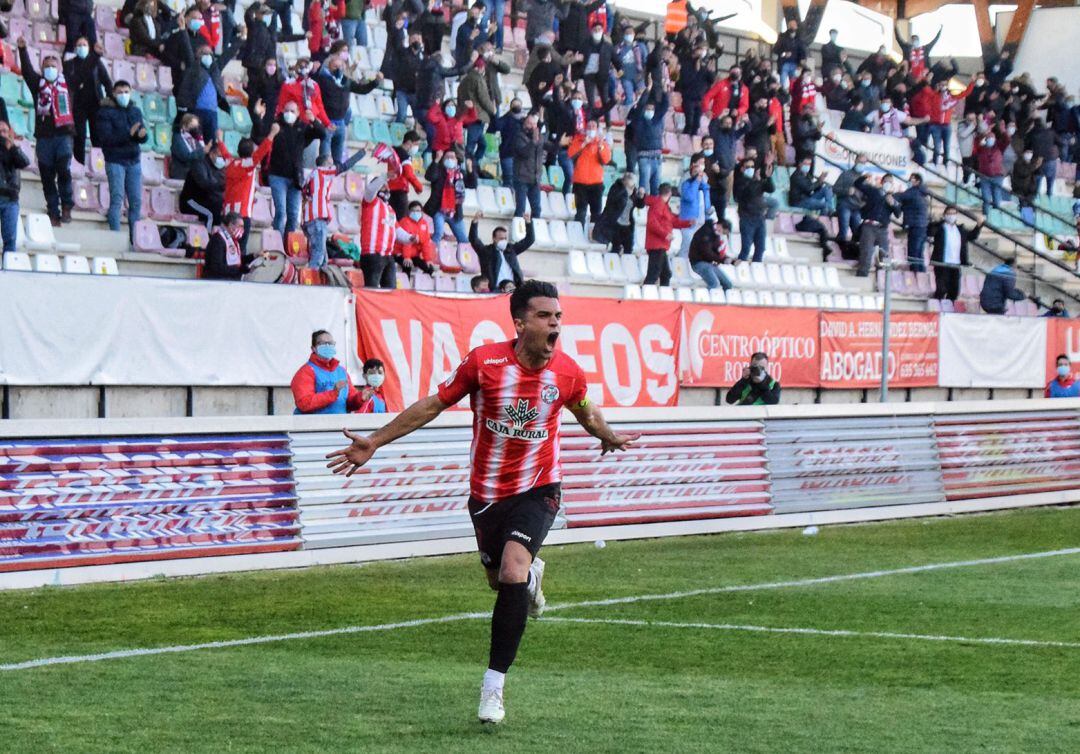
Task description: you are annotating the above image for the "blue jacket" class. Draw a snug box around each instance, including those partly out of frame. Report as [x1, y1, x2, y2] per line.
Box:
[492, 112, 524, 160]
[629, 93, 668, 152]
[894, 184, 930, 228]
[857, 179, 900, 226]
[95, 99, 148, 165]
[980, 263, 1026, 313]
[679, 176, 711, 222]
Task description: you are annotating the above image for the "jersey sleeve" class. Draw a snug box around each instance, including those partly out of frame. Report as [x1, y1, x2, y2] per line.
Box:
[436, 350, 481, 405]
[564, 359, 589, 408]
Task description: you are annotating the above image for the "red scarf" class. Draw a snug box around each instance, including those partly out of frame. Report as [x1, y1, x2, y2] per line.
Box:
[215, 227, 241, 266]
[909, 47, 926, 78]
[37, 78, 74, 128]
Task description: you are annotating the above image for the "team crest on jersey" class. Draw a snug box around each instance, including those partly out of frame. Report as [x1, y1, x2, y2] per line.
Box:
[540, 384, 559, 404]
[486, 398, 549, 440]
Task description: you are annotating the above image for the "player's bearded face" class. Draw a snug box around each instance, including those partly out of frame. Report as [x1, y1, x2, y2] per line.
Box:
[515, 297, 562, 360]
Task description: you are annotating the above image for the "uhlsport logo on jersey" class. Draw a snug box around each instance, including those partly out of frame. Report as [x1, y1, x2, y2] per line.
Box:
[486, 398, 548, 440]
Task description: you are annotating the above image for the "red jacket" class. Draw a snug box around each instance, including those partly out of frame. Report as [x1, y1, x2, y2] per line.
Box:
[909, 86, 934, 119]
[568, 134, 612, 186]
[925, 81, 975, 125]
[276, 78, 332, 126]
[702, 78, 749, 119]
[975, 136, 1006, 177]
[789, 77, 818, 117]
[307, 0, 345, 54]
[394, 215, 437, 262]
[643, 195, 692, 251]
[426, 103, 478, 154]
[290, 355, 364, 413]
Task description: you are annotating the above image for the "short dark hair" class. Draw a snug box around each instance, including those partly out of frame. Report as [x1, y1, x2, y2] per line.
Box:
[751, 352, 768, 363]
[113, 80, 131, 90]
[911, 173, 923, 184]
[1057, 353, 1070, 363]
[408, 201, 423, 212]
[658, 182, 673, 195]
[493, 226, 507, 237]
[311, 329, 332, 347]
[237, 137, 255, 158]
[402, 130, 421, 143]
[363, 358, 384, 373]
[223, 211, 243, 227]
[509, 279, 559, 320]
[1053, 299, 1065, 306]
[470, 274, 488, 291]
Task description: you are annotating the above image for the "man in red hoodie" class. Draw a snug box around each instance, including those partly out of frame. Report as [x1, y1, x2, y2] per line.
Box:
[702, 66, 749, 119]
[642, 182, 693, 287]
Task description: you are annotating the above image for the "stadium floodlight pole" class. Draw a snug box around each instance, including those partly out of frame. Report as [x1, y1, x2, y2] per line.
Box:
[877, 246, 893, 404]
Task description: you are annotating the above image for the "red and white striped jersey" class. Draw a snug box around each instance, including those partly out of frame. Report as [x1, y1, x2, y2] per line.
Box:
[302, 166, 337, 224]
[222, 137, 273, 218]
[437, 340, 588, 503]
[360, 196, 397, 255]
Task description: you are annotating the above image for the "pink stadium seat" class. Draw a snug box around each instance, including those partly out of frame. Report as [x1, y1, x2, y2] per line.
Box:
[133, 220, 164, 253]
[261, 229, 285, 253]
[412, 270, 435, 291]
[396, 272, 413, 290]
[662, 132, 678, 155]
[188, 224, 210, 249]
[7, 19, 32, 46]
[251, 194, 273, 227]
[926, 298, 942, 312]
[74, 182, 100, 212]
[438, 241, 462, 272]
[457, 242, 480, 274]
[34, 22, 63, 48]
[27, 0, 51, 22]
[157, 65, 173, 94]
[69, 157, 86, 179]
[98, 182, 110, 211]
[150, 187, 178, 221]
[87, 148, 106, 179]
[105, 33, 127, 60]
[95, 5, 118, 31]
[344, 172, 365, 202]
[336, 202, 360, 233]
[915, 272, 933, 295]
[939, 299, 955, 313]
[112, 58, 136, 87]
[140, 153, 163, 186]
[135, 61, 157, 92]
[330, 175, 347, 201]
[435, 274, 454, 292]
[774, 213, 796, 235]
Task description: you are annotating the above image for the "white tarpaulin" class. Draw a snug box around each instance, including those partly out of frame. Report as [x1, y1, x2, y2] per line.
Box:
[938, 314, 1047, 388]
[816, 124, 914, 180]
[0, 273, 354, 386]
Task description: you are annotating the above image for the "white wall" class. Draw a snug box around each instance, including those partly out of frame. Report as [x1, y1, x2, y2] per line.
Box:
[999, 7, 1080, 96]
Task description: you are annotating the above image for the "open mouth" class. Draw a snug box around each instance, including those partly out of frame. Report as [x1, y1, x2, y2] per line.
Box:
[546, 332, 560, 347]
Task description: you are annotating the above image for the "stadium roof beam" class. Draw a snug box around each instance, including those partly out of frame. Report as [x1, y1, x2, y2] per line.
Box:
[1003, 0, 1036, 52]
[970, 0, 998, 66]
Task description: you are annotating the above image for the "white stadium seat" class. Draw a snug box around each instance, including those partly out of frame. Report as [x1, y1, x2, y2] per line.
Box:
[550, 221, 570, 248]
[693, 288, 710, 303]
[32, 253, 62, 272]
[567, 221, 590, 248]
[773, 291, 789, 307]
[463, 189, 481, 216]
[92, 257, 120, 275]
[658, 286, 676, 301]
[766, 264, 783, 288]
[726, 289, 743, 305]
[833, 294, 849, 309]
[641, 284, 660, 300]
[568, 250, 589, 278]
[758, 290, 774, 307]
[548, 192, 570, 220]
[750, 264, 768, 288]
[741, 290, 758, 305]
[585, 251, 608, 281]
[670, 257, 692, 287]
[2, 251, 32, 271]
[781, 265, 799, 289]
[62, 255, 91, 274]
[796, 265, 813, 290]
[789, 291, 805, 307]
[604, 253, 627, 283]
[623, 284, 643, 299]
[818, 293, 833, 308]
[26, 213, 79, 253]
[675, 287, 694, 302]
[495, 188, 515, 216]
[825, 266, 842, 290]
[478, 186, 499, 215]
[804, 292, 819, 308]
[621, 254, 643, 283]
[532, 219, 553, 249]
[709, 288, 726, 304]
[810, 266, 829, 291]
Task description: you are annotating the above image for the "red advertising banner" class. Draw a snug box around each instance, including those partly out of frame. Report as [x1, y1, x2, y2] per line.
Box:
[1045, 318, 1080, 386]
[355, 291, 683, 410]
[680, 304, 820, 387]
[819, 312, 939, 388]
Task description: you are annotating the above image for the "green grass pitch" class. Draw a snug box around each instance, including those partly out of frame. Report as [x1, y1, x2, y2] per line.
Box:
[2, 506, 1078, 753]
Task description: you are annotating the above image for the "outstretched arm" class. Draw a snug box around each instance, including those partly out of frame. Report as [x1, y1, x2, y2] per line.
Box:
[326, 394, 450, 475]
[568, 402, 639, 455]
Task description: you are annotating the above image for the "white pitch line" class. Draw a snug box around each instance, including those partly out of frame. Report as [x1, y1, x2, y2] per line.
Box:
[2, 546, 1079, 672]
[540, 617, 1080, 650]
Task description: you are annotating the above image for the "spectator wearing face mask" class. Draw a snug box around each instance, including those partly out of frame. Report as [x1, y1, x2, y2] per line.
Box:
[1011, 148, 1042, 227]
[974, 131, 1007, 216]
[924, 78, 975, 166]
[689, 212, 734, 291]
[569, 120, 613, 228]
[360, 176, 410, 289]
[703, 116, 747, 220]
[733, 158, 775, 263]
[95, 80, 148, 246]
[181, 139, 229, 232]
[427, 98, 479, 154]
[0, 121, 30, 254]
[726, 352, 781, 406]
[276, 59, 332, 127]
[956, 113, 980, 185]
[851, 72, 882, 114]
[383, 131, 424, 220]
[512, 112, 546, 218]
[292, 330, 367, 414]
[59, 0, 97, 54]
[359, 359, 389, 413]
[593, 172, 646, 254]
[204, 212, 268, 280]
[1045, 355, 1080, 398]
[893, 173, 930, 271]
[425, 150, 471, 246]
[1025, 119, 1060, 197]
[63, 37, 112, 167]
[832, 156, 867, 244]
[17, 42, 76, 227]
[642, 183, 693, 286]
[491, 99, 527, 188]
[457, 51, 499, 167]
[629, 89, 667, 196]
[979, 258, 1027, 315]
[614, 26, 646, 103]
[676, 45, 711, 136]
[867, 97, 928, 138]
[774, 19, 806, 89]
[317, 52, 381, 167]
[218, 131, 277, 253]
[677, 156, 711, 258]
[853, 172, 900, 277]
[177, 39, 243, 142]
[395, 200, 438, 277]
[247, 58, 285, 143]
[268, 102, 326, 234]
[170, 113, 205, 180]
[1041, 299, 1071, 319]
[470, 210, 534, 289]
[581, 23, 618, 126]
[928, 208, 980, 301]
[895, 27, 942, 81]
[308, 0, 346, 63]
[161, 10, 207, 97]
[454, 2, 493, 67]
[702, 66, 749, 120]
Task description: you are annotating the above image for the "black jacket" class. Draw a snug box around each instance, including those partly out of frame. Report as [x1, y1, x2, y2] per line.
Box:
[128, 11, 166, 57]
[929, 220, 980, 267]
[513, 127, 546, 185]
[240, 13, 278, 71]
[791, 116, 821, 158]
[268, 117, 325, 186]
[774, 30, 807, 66]
[580, 38, 616, 82]
[688, 223, 729, 266]
[558, 0, 602, 56]
[744, 107, 775, 155]
[593, 181, 644, 244]
[19, 47, 75, 138]
[0, 138, 30, 200]
[179, 153, 225, 215]
[95, 99, 148, 165]
[726, 375, 781, 405]
[469, 219, 534, 284]
[820, 41, 844, 75]
[175, 39, 240, 113]
[317, 69, 379, 121]
[161, 28, 202, 95]
[203, 233, 256, 280]
[416, 56, 470, 110]
[63, 53, 112, 111]
[733, 170, 775, 218]
[423, 162, 465, 219]
[788, 169, 826, 207]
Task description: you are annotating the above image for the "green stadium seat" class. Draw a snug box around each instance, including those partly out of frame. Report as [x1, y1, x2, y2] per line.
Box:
[153, 123, 172, 154]
[485, 132, 500, 154]
[352, 117, 373, 143]
[549, 165, 565, 191]
[8, 107, 30, 138]
[0, 74, 20, 104]
[229, 105, 251, 134]
[166, 96, 177, 121]
[218, 107, 234, 131]
[18, 80, 34, 108]
[371, 119, 391, 145]
[223, 129, 242, 154]
[388, 122, 408, 145]
[142, 93, 166, 124]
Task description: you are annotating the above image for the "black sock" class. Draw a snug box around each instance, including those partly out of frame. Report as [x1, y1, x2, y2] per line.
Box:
[488, 581, 530, 674]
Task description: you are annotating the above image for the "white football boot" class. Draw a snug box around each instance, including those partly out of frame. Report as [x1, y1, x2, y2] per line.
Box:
[528, 557, 546, 618]
[478, 685, 506, 724]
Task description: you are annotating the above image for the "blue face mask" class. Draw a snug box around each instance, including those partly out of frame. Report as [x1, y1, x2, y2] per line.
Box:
[702, 148, 713, 157]
[315, 344, 336, 360]
[43, 67, 59, 83]
[75, 46, 89, 59]
[263, 14, 273, 26]
[799, 164, 810, 173]
[115, 92, 131, 107]
[409, 211, 422, 222]
[1058, 364, 1071, 378]
[445, 106, 457, 118]
[190, 19, 204, 33]
[743, 168, 755, 179]
[201, 54, 214, 68]
[643, 110, 654, 121]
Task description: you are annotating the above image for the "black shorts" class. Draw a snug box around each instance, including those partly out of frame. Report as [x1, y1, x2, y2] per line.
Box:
[467, 483, 561, 569]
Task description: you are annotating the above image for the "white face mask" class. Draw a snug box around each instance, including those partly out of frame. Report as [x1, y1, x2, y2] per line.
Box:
[1023, 152, 1034, 162]
[444, 159, 457, 170]
[495, 240, 508, 251]
[283, 111, 298, 124]
[213, 156, 227, 169]
[591, 31, 603, 42]
[366, 373, 385, 388]
[944, 214, 957, 224]
[586, 129, 597, 140]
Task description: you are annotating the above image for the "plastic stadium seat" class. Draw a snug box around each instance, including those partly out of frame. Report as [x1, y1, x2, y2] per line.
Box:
[623, 284, 643, 300]
[412, 270, 435, 291]
[548, 192, 570, 220]
[780, 265, 798, 289]
[766, 264, 784, 288]
[532, 219, 553, 248]
[670, 257, 692, 287]
[750, 264, 768, 288]
[550, 221, 569, 248]
[773, 291, 789, 307]
[833, 294, 849, 309]
[62, 255, 91, 274]
[32, 253, 62, 273]
[438, 242, 462, 272]
[568, 250, 589, 278]
[495, 188, 515, 216]
[641, 285, 660, 300]
[252, 194, 273, 227]
[788, 291, 805, 307]
[457, 243, 481, 274]
[434, 274, 454, 292]
[2, 251, 32, 271]
[825, 267, 843, 290]
[621, 254, 643, 283]
[357, 96, 380, 121]
[140, 152, 163, 186]
[567, 221, 591, 248]
[74, 181, 100, 212]
[709, 289, 726, 304]
[153, 124, 172, 154]
[287, 231, 309, 261]
[726, 289, 743, 305]
[230, 105, 252, 134]
[188, 224, 210, 250]
[758, 290, 775, 307]
[584, 251, 608, 281]
[674, 287, 693, 302]
[693, 288, 710, 303]
[809, 266, 828, 291]
[260, 229, 284, 253]
[157, 65, 173, 94]
[658, 286, 676, 301]
[344, 172, 365, 202]
[26, 214, 79, 253]
[548, 166, 565, 192]
[8, 107, 31, 138]
[603, 253, 627, 283]
[372, 118, 392, 144]
[352, 117, 373, 143]
[149, 187, 178, 220]
[135, 61, 157, 93]
[133, 220, 164, 253]
[337, 202, 360, 233]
